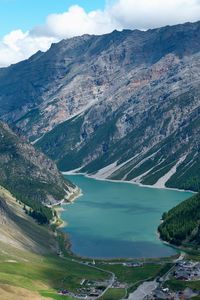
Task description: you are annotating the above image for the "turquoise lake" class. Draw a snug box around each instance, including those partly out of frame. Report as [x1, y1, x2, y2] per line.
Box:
[61, 175, 192, 259]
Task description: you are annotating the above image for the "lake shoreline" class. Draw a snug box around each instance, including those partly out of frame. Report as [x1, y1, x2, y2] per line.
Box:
[58, 173, 192, 260]
[62, 170, 196, 194]
[53, 187, 82, 229]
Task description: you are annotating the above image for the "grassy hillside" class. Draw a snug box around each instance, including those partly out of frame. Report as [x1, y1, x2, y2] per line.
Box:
[0, 186, 58, 254]
[99, 288, 126, 300]
[158, 192, 200, 246]
[0, 186, 108, 300]
[0, 185, 173, 300]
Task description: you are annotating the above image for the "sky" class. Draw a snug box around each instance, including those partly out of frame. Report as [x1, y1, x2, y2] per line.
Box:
[0, 0, 200, 67]
[0, 0, 105, 37]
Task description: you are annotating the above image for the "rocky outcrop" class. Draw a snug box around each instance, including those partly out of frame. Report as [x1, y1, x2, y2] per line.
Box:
[0, 122, 74, 211]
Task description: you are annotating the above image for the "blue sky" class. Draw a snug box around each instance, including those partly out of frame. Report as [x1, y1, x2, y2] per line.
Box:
[0, 0, 199, 67]
[0, 0, 105, 37]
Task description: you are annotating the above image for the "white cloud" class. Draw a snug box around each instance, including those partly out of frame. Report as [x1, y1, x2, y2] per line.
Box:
[1, 0, 200, 67]
[111, 0, 200, 29]
[40, 5, 119, 38]
[0, 29, 55, 67]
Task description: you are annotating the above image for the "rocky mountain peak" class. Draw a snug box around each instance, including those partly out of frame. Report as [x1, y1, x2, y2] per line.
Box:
[1, 21, 200, 191]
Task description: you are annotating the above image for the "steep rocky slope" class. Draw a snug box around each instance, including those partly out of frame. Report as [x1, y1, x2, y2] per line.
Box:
[0, 187, 57, 254]
[0, 122, 74, 221]
[1, 21, 200, 190]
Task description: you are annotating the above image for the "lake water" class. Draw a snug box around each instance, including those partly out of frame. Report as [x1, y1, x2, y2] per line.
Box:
[61, 175, 192, 259]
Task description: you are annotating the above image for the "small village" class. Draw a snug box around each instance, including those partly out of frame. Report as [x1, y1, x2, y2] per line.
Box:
[57, 259, 140, 299]
[144, 260, 200, 300]
[58, 279, 109, 299]
[173, 260, 200, 281]
[57, 258, 200, 299]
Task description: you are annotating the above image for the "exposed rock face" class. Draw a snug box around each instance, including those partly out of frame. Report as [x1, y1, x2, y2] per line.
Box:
[0, 122, 74, 208]
[0, 196, 9, 225]
[1, 21, 200, 191]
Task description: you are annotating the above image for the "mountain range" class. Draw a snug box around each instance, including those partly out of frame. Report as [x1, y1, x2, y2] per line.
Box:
[0, 21, 200, 191]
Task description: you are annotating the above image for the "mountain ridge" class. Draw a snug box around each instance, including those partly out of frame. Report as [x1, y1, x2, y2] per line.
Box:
[0, 121, 75, 222]
[1, 21, 200, 190]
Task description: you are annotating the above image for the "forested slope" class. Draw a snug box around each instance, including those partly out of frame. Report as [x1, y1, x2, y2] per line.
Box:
[0, 122, 74, 223]
[158, 192, 200, 246]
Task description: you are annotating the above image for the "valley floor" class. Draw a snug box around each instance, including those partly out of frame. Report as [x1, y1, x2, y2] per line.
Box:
[0, 183, 200, 300]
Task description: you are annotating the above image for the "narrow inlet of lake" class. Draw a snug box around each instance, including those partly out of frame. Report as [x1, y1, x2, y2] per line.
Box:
[61, 175, 192, 259]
